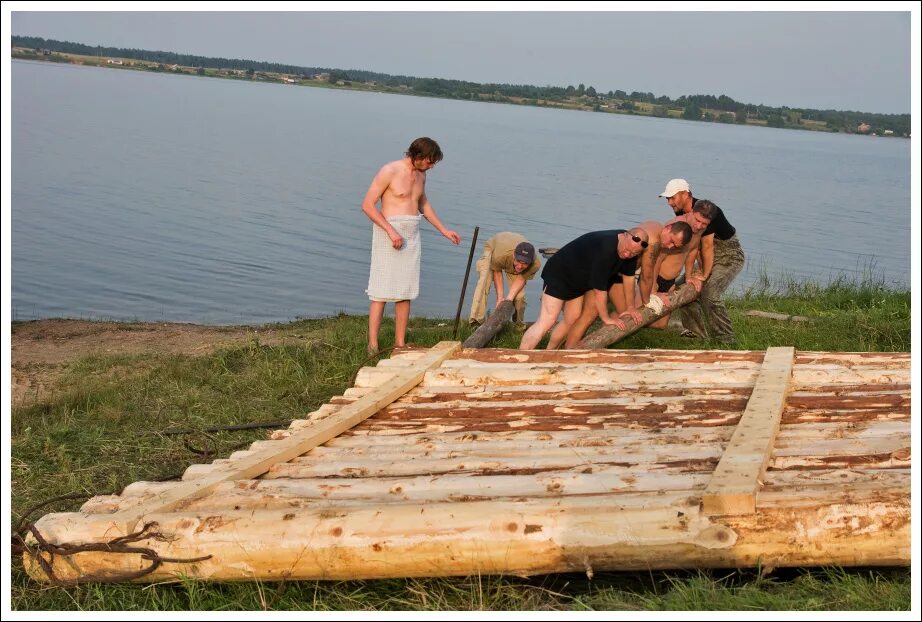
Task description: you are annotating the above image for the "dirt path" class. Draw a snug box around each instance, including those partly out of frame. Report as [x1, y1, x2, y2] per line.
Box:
[11, 319, 305, 407]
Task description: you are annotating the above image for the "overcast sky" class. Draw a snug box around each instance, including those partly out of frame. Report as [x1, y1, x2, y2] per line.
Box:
[8, 4, 917, 114]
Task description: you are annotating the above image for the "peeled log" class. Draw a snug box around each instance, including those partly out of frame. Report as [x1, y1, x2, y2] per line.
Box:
[578, 282, 699, 349]
[25, 487, 908, 583]
[463, 300, 514, 348]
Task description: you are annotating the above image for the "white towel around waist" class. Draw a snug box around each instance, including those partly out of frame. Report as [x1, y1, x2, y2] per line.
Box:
[366, 214, 422, 301]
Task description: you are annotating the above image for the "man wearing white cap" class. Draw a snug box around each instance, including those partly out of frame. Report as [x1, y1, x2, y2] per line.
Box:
[659, 179, 745, 344]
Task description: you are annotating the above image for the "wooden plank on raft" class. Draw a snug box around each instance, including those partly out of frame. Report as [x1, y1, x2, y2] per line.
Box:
[702, 346, 795, 515]
[109, 341, 462, 532]
[463, 299, 514, 348]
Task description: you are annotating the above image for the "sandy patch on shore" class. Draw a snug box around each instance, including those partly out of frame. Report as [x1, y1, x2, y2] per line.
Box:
[11, 319, 303, 407]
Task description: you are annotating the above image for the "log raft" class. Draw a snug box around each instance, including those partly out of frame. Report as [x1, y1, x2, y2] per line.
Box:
[24, 346, 910, 583]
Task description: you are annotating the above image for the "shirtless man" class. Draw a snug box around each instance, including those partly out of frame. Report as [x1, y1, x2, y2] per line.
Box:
[644, 199, 714, 329]
[562, 220, 692, 348]
[362, 137, 461, 354]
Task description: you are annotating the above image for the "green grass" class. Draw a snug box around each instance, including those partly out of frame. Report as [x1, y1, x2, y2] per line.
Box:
[734, 267, 910, 352]
[9, 276, 911, 611]
[8, 567, 910, 611]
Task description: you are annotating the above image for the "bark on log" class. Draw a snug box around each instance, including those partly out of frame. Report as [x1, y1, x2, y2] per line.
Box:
[79, 468, 907, 515]
[463, 300, 514, 348]
[457, 349, 768, 364]
[578, 282, 700, 349]
[291, 419, 908, 448]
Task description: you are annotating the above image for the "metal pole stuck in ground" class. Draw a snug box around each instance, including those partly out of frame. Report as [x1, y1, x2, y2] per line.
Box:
[452, 226, 480, 339]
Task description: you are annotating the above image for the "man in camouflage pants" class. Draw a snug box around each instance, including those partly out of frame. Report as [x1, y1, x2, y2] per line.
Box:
[658, 179, 745, 344]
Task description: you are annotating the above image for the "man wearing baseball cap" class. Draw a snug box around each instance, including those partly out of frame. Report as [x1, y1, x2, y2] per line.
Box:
[659, 178, 745, 344]
[469, 232, 540, 328]
[658, 178, 691, 199]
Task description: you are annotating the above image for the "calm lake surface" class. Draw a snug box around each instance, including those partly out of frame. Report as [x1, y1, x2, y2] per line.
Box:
[12, 60, 910, 324]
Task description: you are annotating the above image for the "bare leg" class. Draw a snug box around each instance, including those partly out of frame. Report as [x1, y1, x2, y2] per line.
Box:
[545, 323, 568, 350]
[519, 292, 564, 349]
[564, 294, 599, 348]
[649, 313, 671, 329]
[548, 297, 584, 349]
[368, 300, 386, 353]
[394, 299, 410, 347]
[609, 282, 628, 315]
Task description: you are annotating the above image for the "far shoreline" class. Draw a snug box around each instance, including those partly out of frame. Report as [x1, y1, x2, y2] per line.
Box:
[11, 48, 910, 139]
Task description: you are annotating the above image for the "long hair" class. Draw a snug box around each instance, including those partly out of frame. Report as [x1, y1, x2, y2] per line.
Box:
[406, 137, 443, 163]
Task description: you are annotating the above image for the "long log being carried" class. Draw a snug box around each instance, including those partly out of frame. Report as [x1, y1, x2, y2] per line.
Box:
[463, 300, 514, 348]
[578, 282, 699, 349]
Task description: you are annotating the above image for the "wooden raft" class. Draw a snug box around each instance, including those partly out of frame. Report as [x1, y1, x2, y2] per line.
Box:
[25, 344, 910, 583]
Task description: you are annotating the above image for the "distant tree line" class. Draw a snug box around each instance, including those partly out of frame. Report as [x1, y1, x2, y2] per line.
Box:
[12, 35, 325, 76]
[12, 36, 909, 136]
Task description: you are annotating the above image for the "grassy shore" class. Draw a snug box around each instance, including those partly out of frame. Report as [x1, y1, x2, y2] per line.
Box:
[10, 275, 911, 610]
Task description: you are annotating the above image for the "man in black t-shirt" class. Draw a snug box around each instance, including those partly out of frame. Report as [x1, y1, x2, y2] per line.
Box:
[518, 228, 648, 349]
[659, 178, 745, 344]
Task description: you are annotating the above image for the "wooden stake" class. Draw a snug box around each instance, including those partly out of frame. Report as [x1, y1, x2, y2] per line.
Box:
[453, 226, 479, 339]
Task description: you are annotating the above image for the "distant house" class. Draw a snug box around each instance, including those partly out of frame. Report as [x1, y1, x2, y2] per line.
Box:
[314, 72, 330, 80]
[106, 59, 123, 65]
[857, 122, 871, 133]
[883, 129, 894, 135]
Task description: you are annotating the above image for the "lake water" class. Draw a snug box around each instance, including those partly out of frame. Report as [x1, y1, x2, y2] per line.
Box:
[11, 60, 911, 324]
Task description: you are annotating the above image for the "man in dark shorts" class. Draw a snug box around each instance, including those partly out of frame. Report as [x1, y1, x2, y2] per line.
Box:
[563, 219, 693, 348]
[518, 228, 648, 349]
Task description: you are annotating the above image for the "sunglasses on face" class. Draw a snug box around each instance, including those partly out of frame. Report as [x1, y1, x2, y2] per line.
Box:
[631, 235, 649, 249]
